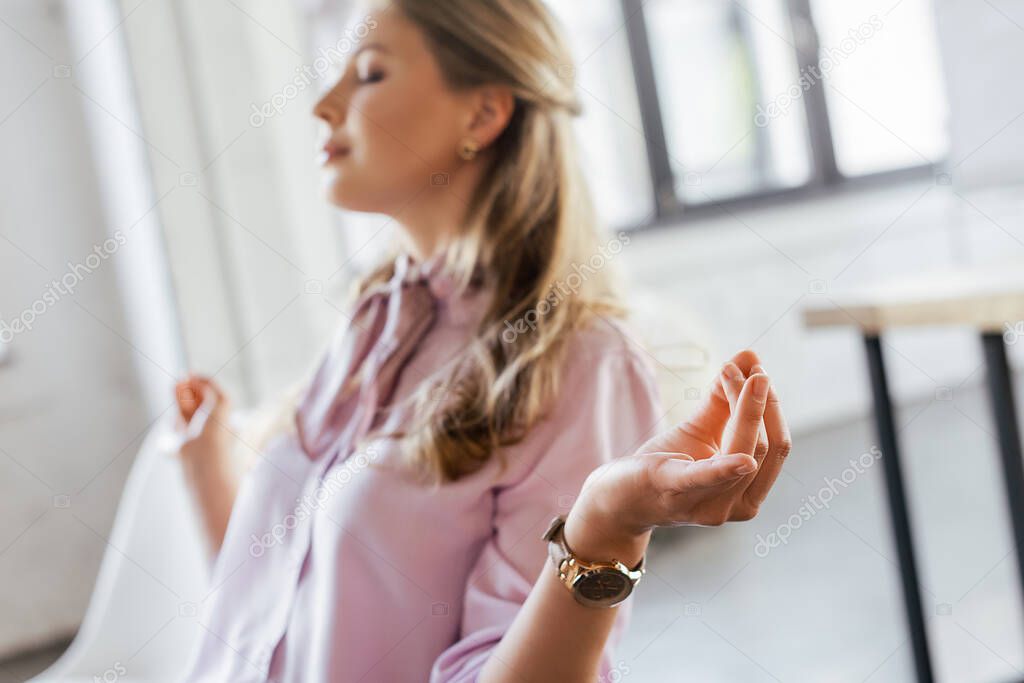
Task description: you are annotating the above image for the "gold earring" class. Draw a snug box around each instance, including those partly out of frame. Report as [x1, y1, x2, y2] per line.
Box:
[459, 138, 480, 161]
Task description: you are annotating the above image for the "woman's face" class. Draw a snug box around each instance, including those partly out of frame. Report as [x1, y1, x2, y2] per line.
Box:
[313, 6, 471, 215]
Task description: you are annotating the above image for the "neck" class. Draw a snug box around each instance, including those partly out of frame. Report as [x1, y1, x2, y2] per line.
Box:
[393, 154, 487, 262]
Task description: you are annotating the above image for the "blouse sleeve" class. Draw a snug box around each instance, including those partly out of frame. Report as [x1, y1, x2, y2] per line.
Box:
[429, 336, 664, 682]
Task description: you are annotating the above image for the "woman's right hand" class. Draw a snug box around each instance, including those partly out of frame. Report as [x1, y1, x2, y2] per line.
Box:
[174, 374, 241, 554]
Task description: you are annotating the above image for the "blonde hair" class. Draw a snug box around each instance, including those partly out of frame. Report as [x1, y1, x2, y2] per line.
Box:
[247, 0, 628, 485]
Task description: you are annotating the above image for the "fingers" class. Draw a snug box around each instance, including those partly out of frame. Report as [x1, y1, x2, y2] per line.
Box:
[175, 377, 202, 422]
[720, 363, 770, 463]
[749, 364, 771, 461]
[175, 374, 230, 424]
[649, 454, 758, 494]
[726, 349, 762, 378]
[644, 451, 695, 463]
[742, 374, 793, 507]
[200, 376, 227, 403]
[681, 376, 732, 452]
[721, 370, 769, 458]
[681, 349, 765, 448]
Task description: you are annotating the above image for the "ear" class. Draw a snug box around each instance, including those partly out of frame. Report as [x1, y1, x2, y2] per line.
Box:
[465, 85, 516, 148]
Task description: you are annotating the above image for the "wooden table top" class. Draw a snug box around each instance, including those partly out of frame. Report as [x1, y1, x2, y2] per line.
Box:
[803, 260, 1024, 333]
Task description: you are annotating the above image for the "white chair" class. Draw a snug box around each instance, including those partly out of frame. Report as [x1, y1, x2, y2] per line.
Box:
[30, 412, 213, 683]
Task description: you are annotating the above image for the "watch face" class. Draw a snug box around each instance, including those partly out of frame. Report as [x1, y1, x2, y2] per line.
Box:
[577, 570, 629, 604]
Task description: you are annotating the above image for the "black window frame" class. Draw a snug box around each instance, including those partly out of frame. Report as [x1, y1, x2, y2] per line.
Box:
[618, 0, 942, 228]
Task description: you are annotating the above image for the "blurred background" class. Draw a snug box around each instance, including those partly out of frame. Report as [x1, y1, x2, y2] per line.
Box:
[1, 0, 1023, 681]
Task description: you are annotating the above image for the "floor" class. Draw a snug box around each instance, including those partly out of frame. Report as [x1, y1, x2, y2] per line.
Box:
[620, 371, 1024, 682]
[4, 375, 1024, 683]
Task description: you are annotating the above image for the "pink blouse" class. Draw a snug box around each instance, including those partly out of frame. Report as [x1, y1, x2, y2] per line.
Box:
[181, 252, 664, 682]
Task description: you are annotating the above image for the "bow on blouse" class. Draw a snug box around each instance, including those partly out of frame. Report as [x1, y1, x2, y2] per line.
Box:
[294, 253, 449, 465]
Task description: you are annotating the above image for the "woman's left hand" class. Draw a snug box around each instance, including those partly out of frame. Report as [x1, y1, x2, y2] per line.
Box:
[563, 349, 792, 562]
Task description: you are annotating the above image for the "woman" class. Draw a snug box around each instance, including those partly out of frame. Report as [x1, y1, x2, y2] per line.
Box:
[175, 1, 791, 681]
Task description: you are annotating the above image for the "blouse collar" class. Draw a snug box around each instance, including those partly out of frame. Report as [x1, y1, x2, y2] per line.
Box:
[395, 250, 487, 314]
[295, 250, 488, 463]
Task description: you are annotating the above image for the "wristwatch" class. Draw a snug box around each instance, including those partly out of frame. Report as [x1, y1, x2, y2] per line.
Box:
[541, 515, 645, 608]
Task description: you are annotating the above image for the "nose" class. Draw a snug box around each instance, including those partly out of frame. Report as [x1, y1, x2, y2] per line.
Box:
[313, 84, 347, 128]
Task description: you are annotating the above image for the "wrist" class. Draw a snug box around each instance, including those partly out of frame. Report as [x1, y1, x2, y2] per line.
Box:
[563, 503, 651, 569]
[181, 440, 232, 477]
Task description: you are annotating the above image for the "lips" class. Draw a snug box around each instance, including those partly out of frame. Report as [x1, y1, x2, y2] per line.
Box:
[321, 140, 351, 163]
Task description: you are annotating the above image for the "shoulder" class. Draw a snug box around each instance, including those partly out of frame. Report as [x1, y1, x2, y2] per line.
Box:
[486, 314, 665, 490]
[552, 315, 663, 409]
[492, 315, 665, 489]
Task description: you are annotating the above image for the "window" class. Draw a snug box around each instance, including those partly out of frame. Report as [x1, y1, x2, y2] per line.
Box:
[808, 0, 948, 176]
[546, 0, 950, 227]
[545, 0, 656, 228]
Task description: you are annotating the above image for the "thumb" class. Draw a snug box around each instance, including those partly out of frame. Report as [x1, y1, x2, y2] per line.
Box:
[203, 379, 231, 421]
[649, 454, 758, 494]
[187, 378, 230, 438]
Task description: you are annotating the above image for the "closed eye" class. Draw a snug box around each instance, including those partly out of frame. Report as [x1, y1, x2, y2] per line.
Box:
[358, 71, 385, 85]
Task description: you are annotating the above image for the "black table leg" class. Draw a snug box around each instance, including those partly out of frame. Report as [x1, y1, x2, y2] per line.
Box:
[864, 335, 935, 683]
[981, 332, 1024, 630]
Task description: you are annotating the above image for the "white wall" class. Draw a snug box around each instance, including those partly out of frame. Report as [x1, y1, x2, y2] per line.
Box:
[0, 0, 150, 656]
